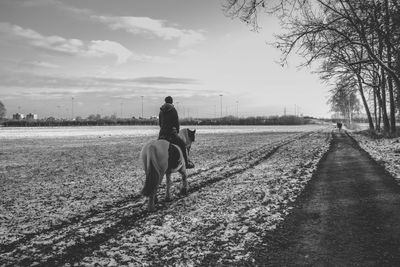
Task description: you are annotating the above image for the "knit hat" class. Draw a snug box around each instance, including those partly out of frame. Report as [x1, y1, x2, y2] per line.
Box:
[165, 96, 173, 104]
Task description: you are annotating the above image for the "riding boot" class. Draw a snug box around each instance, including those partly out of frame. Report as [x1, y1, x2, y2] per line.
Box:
[181, 146, 194, 169]
[170, 133, 194, 169]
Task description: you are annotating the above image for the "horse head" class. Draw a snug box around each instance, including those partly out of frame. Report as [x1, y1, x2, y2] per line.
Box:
[181, 128, 196, 153]
[187, 129, 196, 143]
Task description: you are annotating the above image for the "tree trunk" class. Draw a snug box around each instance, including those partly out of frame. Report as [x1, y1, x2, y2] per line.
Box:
[378, 97, 382, 132]
[384, 0, 397, 136]
[377, 27, 391, 135]
[387, 76, 396, 135]
[357, 74, 374, 130]
[372, 74, 380, 131]
[380, 70, 391, 135]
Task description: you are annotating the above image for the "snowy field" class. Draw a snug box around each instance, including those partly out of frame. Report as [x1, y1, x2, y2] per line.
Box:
[0, 124, 327, 139]
[0, 125, 331, 266]
[350, 132, 400, 181]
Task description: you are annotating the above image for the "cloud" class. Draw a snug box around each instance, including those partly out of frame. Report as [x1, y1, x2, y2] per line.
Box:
[0, 72, 212, 100]
[22, 60, 60, 68]
[12, 0, 206, 48]
[0, 72, 199, 88]
[14, 0, 92, 15]
[92, 15, 206, 48]
[128, 76, 198, 85]
[0, 59, 60, 70]
[0, 22, 133, 64]
[87, 40, 133, 64]
[169, 48, 199, 57]
[14, 0, 60, 6]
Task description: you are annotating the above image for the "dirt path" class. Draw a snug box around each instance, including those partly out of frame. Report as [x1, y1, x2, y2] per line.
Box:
[254, 131, 400, 266]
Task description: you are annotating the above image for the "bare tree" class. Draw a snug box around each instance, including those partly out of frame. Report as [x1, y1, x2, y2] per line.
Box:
[327, 75, 361, 123]
[0, 101, 6, 120]
[224, 0, 400, 136]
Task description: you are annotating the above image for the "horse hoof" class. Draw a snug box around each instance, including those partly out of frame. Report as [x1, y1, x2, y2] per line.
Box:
[180, 188, 188, 195]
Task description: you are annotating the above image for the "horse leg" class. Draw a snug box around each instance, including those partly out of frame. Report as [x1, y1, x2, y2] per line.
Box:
[165, 173, 172, 201]
[179, 169, 188, 195]
[148, 193, 156, 212]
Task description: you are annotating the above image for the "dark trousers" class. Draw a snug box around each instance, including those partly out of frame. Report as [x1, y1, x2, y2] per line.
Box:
[161, 133, 189, 164]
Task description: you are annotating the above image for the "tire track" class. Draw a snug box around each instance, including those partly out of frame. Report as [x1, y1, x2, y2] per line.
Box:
[1, 134, 295, 255]
[1, 141, 265, 255]
[1, 132, 310, 267]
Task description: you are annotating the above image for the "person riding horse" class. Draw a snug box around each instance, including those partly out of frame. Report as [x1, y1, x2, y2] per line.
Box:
[337, 122, 343, 132]
[158, 96, 195, 169]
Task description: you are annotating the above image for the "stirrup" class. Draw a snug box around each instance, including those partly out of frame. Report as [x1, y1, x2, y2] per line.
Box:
[186, 161, 195, 169]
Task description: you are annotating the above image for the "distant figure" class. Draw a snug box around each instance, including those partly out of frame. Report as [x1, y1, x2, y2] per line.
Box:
[337, 122, 343, 132]
[158, 96, 194, 169]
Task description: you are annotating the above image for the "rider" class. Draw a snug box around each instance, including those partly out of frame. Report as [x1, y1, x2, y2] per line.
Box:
[337, 121, 343, 131]
[158, 96, 195, 169]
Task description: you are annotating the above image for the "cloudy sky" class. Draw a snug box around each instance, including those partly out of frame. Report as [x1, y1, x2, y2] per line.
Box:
[0, 0, 330, 119]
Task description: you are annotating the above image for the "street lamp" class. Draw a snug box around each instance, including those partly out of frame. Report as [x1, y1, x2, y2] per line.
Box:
[71, 97, 74, 119]
[141, 96, 144, 118]
[219, 94, 223, 118]
[236, 101, 239, 118]
[57, 105, 61, 119]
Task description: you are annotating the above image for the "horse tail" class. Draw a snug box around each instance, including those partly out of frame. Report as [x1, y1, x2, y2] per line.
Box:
[141, 145, 162, 197]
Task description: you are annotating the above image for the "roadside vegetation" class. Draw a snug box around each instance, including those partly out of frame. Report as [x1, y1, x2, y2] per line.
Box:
[350, 130, 400, 182]
[2, 115, 314, 127]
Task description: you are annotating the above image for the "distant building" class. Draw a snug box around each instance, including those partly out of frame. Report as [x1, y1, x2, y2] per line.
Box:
[12, 113, 25, 120]
[26, 113, 38, 120]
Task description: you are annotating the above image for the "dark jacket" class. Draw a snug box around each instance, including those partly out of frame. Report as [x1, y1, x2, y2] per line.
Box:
[159, 103, 180, 138]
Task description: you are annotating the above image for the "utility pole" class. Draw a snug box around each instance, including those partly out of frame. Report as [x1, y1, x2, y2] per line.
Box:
[219, 94, 223, 118]
[71, 97, 74, 120]
[57, 105, 61, 119]
[141, 96, 144, 118]
[120, 101, 123, 118]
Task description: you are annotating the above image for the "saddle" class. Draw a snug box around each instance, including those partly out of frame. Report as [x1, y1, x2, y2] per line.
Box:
[167, 143, 182, 171]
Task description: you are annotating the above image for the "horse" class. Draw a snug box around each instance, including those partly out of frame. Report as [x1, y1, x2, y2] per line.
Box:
[337, 122, 343, 132]
[140, 128, 196, 211]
